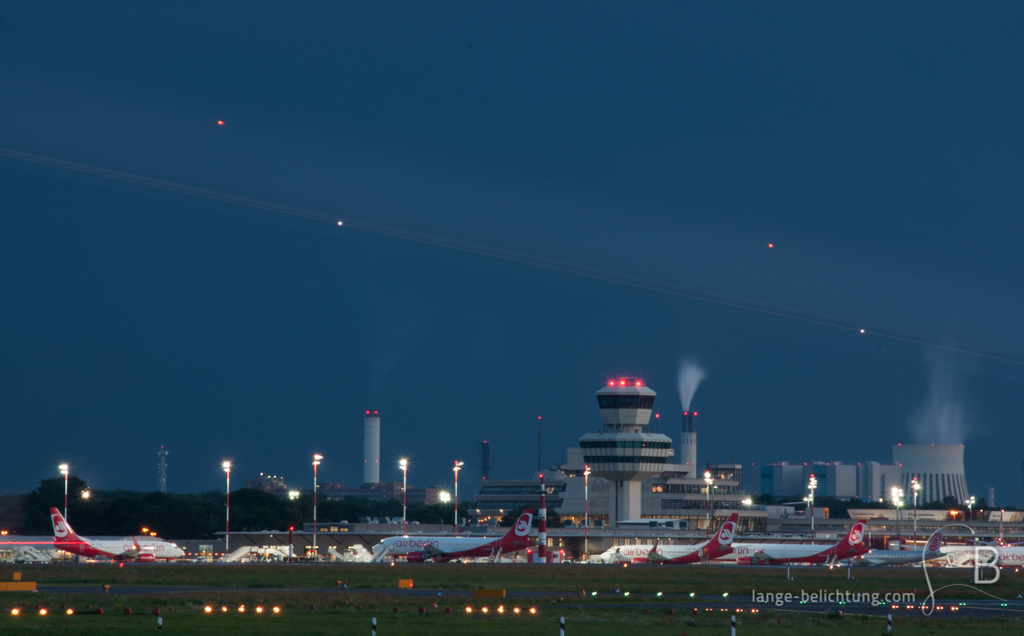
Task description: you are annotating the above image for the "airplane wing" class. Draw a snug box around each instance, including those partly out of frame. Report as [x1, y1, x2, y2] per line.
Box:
[645, 540, 668, 563]
[749, 550, 773, 564]
[421, 544, 447, 559]
[112, 537, 141, 560]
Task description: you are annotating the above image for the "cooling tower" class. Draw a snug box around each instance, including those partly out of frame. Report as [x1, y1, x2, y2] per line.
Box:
[892, 444, 969, 505]
[364, 410, 380, 485]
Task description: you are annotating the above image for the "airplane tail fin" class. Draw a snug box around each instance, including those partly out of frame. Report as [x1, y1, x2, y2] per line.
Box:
[500, 509, 535, 549]
[925, 528, 944, 554]
[50, 508, 84, 543]
[706, 513, 739, 554]
[842, 520, 867, 547]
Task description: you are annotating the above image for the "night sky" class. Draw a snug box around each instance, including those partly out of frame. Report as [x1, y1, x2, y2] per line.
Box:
[2, 4, 1023, 505]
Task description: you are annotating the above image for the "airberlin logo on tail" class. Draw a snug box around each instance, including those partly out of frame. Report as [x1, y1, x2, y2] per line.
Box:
[848, 522, 865, 546]
[717, 521, 736, 544]
[927, 531, 943, 552]
[515, 514, 533, 537]
[51, 514, 68, 538]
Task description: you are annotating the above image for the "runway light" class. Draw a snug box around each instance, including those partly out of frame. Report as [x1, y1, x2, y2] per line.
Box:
[513, 607, 521, 614]
[66, 609, 74, 615]
[656, 592, 663, 597]
[39, 609, 47, 615]
[221, 606, 228, 613]
[497, 606, 504, 614]
[723, 593, 729, 598]
[204, 606, 212, 613]
[256, 607, 263, 614]
[624, 592, 630, 597]
[591, 592, 597, 596]
[481, 607, 489, 613]
[465, 607, 472, 614]
[11, 609, 19, 616]
[529, 607, 537, 614]
[272, 607, 280, 614]
[238, 605, 245, 613]
[689, 593, 695, 598]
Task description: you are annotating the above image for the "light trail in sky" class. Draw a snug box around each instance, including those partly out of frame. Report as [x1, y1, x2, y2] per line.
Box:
[1, 146, 1021, 367]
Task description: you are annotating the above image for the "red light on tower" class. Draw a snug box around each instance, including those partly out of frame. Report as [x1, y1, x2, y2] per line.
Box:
[608, 381, 614, 386]
[635, 380, 642, 387]
[619, 379, 626, 386]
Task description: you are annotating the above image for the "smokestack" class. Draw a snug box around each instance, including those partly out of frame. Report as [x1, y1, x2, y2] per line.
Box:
[157, 447, 168, 493]
[480, 441, 491, 483]
[364, 410, 380, 485]
[680, 410, 697, 477]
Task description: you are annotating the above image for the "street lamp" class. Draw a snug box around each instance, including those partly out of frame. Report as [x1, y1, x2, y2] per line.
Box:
[584, 465, 591, 556]
[742, 497, 752, 506]
[312, 454, 322, 558]
[891, 486, 904, 550]
[400, 459, 409, 535]
[222, 462, 231, 556]
[967, 496, 976, 522]
[438, 491, 451, 504]
[911, 478, 921, 548]
[807, 475, 817, 541]
[453, 461, 463, 535]
[704, 471, 714, 540]
[58, 464, 69, 521]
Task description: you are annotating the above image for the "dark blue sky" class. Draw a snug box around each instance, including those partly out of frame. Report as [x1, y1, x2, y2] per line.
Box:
[2, 3, 1023, 505]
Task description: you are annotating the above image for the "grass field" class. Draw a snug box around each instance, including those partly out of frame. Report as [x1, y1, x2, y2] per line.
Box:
[0, 564, 1022, 634]
[0, 593, 1022, 636]
[1, 562, 1021, 599]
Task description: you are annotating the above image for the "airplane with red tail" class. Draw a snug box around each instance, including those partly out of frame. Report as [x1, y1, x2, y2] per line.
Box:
[591, 513, 739, 565]
[371, 509, 534, 563]
[50, 508, 183, 561]
[728, 520, 869, 565]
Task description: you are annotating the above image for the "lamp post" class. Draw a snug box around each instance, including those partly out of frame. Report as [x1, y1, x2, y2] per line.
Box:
[891, 486, 904, 550]
[807, 475, 817, 541]
[222, 462, 231, 556]
[400, 459, 408, 535]
[584, 465, 591, 557]
[312, 454, 322, 558]
[911, 478, 921, 548]
[58, 464, 69, 521]
[967, 496, 976, 523]
[453, 461, 463, 535]
[704, 471, 714, 540]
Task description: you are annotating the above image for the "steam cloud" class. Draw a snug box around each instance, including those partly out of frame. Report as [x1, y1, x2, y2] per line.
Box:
[677, 361, 706, 411]
[906, 351, 970, 445]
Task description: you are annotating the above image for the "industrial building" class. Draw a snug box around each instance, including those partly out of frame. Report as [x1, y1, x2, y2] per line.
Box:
[893, 443, 969, 504]
[745, 445, 971, 505]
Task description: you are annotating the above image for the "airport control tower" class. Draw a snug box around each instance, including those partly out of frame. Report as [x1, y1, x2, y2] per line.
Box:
[579, 379, 674, 524]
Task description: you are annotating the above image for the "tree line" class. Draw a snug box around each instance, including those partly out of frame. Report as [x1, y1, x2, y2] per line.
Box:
[18, 477, 471, 540]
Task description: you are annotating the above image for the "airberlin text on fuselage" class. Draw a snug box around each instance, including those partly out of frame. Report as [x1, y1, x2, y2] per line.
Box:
[392, 538, 441, 550]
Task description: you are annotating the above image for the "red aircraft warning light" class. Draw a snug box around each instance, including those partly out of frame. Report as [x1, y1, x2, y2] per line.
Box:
[217, 120, 224, 125]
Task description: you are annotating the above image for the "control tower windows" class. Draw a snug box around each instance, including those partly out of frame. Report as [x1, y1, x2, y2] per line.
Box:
[597, 395, 655, 409]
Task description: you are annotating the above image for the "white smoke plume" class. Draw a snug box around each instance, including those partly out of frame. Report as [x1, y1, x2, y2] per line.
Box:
[677, 361, 706, 411]
[906, 351, 970, 445]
